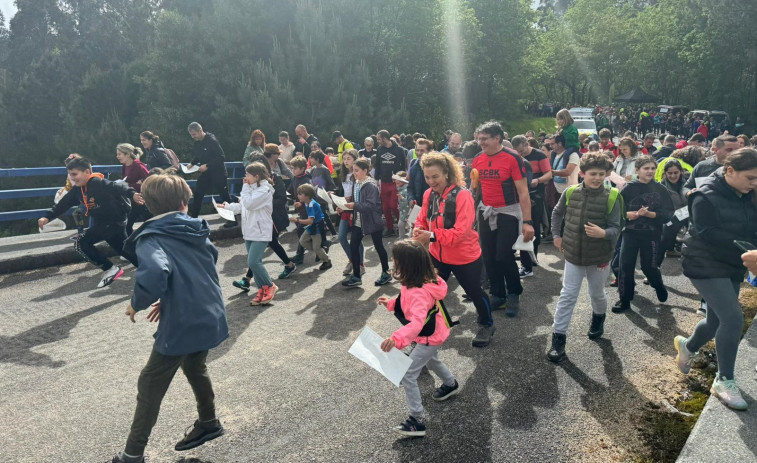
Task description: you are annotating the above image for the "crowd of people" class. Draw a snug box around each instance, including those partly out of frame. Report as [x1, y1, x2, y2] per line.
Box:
[35, 114, 757, 462]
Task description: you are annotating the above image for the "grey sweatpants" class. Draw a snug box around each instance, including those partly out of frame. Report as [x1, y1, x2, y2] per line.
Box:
[401, 343, 455, 419]
[686, 278, 743, 380]
[552, 261, 611, 335]
[299, 231, 330, 263]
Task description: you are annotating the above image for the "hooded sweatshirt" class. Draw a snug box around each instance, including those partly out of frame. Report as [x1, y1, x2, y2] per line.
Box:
[123, 212, 229, 356]
[223, 181, 274, 242]
[386, 278, 449, 349]
[46, 173, 135, 224]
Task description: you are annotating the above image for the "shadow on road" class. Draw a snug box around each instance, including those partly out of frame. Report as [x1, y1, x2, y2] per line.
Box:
[0, 295, 130, 368]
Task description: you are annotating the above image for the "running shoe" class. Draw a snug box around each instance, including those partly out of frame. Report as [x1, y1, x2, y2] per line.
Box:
[250, 288, 265, 306]
[472, 325, 495, 347]
[611, 300, 630, 313]
[109, 452, 146, 463]
[98, 266, 124, 288]
[319, 261, 332, 271]
[260, 284, 278, 304]
[278, 264, 296, 279]
[519, 267, 533, 278]
[232, 278, 251, 291]
[174, 419, 225, 451]
[504, 294, 520, 317]
[342, 276, 362, 287]
[343, 263, 353, 276]
[711, 375, 748, 411]
[432, 380, 460, 401]
[674, 336, 694, 374]
[610, 278, 618, 287]
[393, 416, 426, 437]
[375, 271, 392, 286]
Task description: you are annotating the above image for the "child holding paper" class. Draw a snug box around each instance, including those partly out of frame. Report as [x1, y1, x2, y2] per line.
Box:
[379, 239, 459, 438]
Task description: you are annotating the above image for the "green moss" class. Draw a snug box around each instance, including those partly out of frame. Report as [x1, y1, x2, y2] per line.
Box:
[677, 392, 709, 417]
[638, 403, 698, 463]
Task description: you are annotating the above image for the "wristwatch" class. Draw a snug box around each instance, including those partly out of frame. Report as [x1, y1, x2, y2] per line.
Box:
[523, 220, 534, 226]
[430, 232, 436, 242]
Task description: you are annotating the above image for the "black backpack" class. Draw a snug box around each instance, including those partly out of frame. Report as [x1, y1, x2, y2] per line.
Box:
[393, 294, 459, 336]
[426, 186, 462, 230]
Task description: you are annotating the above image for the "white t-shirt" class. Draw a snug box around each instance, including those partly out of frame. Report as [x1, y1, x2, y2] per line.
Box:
[554, 152, 580, 193]
[279, 143, 295, 164]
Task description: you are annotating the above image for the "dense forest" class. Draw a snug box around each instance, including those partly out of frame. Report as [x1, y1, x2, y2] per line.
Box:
[0, 0, 754, 168]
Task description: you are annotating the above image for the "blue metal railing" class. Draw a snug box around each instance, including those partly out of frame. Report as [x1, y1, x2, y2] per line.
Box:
[0, 162, 245, 221]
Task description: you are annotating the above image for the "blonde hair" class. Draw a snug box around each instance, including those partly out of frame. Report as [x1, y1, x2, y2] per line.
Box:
[556, 109, 574, 127]
[141, 174, 192, 215]
[419, 151, 464, 187]
[117, 143, 143, 160]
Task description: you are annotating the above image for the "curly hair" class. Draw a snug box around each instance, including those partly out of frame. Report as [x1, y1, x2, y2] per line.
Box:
[248, 129, 266, 147]
[419, 152, 464, 187]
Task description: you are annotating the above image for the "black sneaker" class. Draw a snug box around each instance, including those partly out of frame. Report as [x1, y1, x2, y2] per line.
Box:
[655, 285, 669, 303]
[547, 333, 566, 363]
[319, 261, 333, 271]
[109, 452, 146, 463]
[587, 313, 605, 340]
[609, 278, 618, 287]
[232, 278, 251, 291]
[393, 416, 426, 437]
[432, 380, 460, 401]
[519, 267, 534, 278]
[375, 271, 392, 286]
[611, 300, 631, 313]
[175, 419, 225, 451]
[472, 325, 496, 347]
[278, 264, 296, 279]
[342, 276, 362, 287]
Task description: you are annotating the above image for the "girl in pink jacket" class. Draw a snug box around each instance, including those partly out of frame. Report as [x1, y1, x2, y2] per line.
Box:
[378, 240, 459, 438]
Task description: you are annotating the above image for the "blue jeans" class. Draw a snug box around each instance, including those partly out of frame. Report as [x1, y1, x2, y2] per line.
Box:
[245, 240, 272, 289]
[338, 218, 363, 264]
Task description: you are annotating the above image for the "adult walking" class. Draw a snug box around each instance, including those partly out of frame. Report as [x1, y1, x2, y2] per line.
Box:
[413, 152, 494, 348]
[675, 148, 757, 411]
[472, 121, 534, 316]
[186, 122, 234, 227]
[139, 131, 172, 170]
[375, 129, 407, 237]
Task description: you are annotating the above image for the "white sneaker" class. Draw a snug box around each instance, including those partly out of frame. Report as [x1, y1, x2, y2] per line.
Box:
[98, 266, 124, 288]
[674, 336, 695, 374]
[711, 375, 748, 410]
[343, 263, 353, 276]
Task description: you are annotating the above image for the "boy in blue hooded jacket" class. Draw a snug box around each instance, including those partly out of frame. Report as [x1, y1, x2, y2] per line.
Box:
[111, 174, 229, 463]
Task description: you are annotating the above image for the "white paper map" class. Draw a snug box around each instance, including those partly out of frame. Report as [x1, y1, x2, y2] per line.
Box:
[212, 197, 236, 221]
[316, 188, 335, 214]
[348, 326, 412, 387]
[674, 207, 689, 221]
[181, 164, 200, 174]
[331, 195, 352, 210]
[608, 171, 627, 189]
[407, 205, 421, 227]
[39, 218, 67, 233]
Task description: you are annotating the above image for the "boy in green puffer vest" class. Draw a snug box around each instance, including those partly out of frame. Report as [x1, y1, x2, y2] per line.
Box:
[547, 152, 623, 362]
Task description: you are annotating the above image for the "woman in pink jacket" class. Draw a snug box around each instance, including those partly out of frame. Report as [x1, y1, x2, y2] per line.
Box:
[379, 240, 459, 438]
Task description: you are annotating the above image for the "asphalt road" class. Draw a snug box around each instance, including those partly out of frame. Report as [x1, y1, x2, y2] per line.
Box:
[0, 231, 704, 463]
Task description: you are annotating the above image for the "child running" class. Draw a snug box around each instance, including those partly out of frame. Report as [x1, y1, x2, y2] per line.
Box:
[219, 162, 279, 305]
[39, 156, 142, 288]
[289, 184, 333, 270]
[112, 173, 228, 463]
[379, 239, 459, 438]
[547, 152, 622, 362]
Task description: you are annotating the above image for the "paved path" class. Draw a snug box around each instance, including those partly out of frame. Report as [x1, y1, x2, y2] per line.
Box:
[0, 232, 705, 462]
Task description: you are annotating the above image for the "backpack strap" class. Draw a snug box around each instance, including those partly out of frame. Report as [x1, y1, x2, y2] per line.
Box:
[437, 300, 459, 328]
[442, 186, 461, 230]
[564, 184, 580, 206]
[607, 187, 620, 215]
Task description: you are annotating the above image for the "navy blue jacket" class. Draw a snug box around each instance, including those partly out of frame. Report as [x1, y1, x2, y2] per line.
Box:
[123, 212, 229, 356]
[407, 158, 429, 206]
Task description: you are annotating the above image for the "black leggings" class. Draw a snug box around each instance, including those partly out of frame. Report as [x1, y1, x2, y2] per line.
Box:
[478, 212, 522, 297]
[189, 175, 231, 218]
[432, 256, 492, 326]
[127, 203, 152, 236]
[246, 230, 291, 279]
[657, 219, 687, 267]
[75, 222, 135, 270]
[618, 231, 664, 302]
[351, 227, 388, 278]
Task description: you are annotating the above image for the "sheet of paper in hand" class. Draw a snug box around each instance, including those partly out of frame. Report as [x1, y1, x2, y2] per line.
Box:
[316, 187, 335, 214]
[674, 207, 689, 221]
[348, 326, 412, 387]
[39, 218, 67, 233]
[407, 205, 421, 227]
[181, 164, 200, 174]
[331, 195, 352, 210]
[212, 197, 236, 221]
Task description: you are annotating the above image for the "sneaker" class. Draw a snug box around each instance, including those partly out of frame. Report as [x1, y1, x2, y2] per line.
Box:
[432, 380, 460, 401]
[655, 285, 669, 303]
[393, 416, 426, 437]
[674, 336, 695, 374]
[98, 266, 124, 288]
[250, 287, 265, 306]
[342, 276, 362, 287]
[472, 325, 496, 348]
[319, 261, 333, 271]
[343, 262, 353, 276]
[611, 300, 630, 313]
[174, 419, 225, 451]
[260, 284, 278, 304]
[232, 278, 251, 291]
[519, 267, 534, 278]
[489, 295, 507, 310]
[291, 254, 304, 265]
[109, 452, 146, 463]
[609, 278, 618, 287]
[375, 271, 392, 286]
[278, 264, 296, 279]
[587, 313, 605, 340]
[711, 375, 748, 411]
[504, 294, 520, 317]
[643, 277, 650, 285]
[547, 333, 567, 363]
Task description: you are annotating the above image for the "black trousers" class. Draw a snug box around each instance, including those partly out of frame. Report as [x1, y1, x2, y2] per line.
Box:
[618, 231, 664, 302]
[75, 222, 135, 271]
[656, 219, 687, 267]
[189, 174, 231, 218]
[432, 255, 492, 326]
[478, 212, 522, 297]
[127, 203, 152, 236]
[350, 226, 388, 277]
[521, 194, 544, 271]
